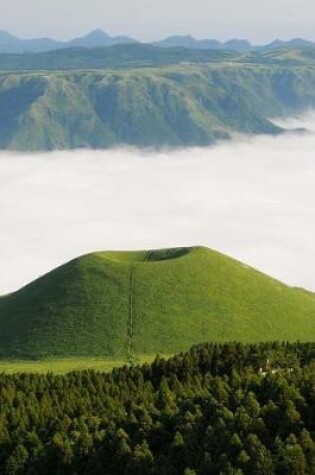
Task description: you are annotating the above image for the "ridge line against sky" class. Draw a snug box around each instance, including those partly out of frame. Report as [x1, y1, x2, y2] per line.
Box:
[1, 0, 315, 43]
[0, 29, 314, 46]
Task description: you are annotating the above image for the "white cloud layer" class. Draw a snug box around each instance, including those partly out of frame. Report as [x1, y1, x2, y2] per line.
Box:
[1, 126, 315, 294]
[272, 109, 315, 132]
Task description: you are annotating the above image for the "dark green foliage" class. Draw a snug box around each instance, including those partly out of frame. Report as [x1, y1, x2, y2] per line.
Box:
[1, 247, 315, 359]
[0, 342, 315, 473]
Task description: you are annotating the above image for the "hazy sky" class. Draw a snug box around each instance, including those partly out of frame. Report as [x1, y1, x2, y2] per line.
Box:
[1, 0, 315, 42]
[1, 112, 315, 295]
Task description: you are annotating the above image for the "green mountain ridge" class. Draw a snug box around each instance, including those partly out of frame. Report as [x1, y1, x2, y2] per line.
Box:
[1, 48, 315, 149]
[1, 246, 315, 360]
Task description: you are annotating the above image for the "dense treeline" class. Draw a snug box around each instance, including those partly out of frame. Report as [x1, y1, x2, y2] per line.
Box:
[1, 342, 315, 474]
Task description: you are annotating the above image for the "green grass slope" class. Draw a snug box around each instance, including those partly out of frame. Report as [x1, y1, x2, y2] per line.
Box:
[1, 47, 315, 149]
[0, 246, 315, 359]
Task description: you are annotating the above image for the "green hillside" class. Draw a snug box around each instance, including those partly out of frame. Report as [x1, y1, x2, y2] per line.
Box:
[0, 46, 315, 149]
[0, 246, 315, 360]
[0, 44, 238, 70]
[1, 43, 315, 71]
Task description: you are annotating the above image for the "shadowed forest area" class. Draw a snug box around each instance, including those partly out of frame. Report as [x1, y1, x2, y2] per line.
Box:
[0, 341, 315, 474]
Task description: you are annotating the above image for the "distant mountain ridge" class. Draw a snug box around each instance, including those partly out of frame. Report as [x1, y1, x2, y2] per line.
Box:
[0, 29, 138, 53]
[154, 36, 315, 51]
[154, 36, 253, 51]
[0, 28, 314, 53]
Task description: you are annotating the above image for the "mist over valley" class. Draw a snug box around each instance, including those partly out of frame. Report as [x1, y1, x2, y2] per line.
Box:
[1, 116, 315, 295]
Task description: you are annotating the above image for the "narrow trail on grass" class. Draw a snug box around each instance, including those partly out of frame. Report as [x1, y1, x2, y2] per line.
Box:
[127, 263, 135, 361]
[126, 252, 152, 362]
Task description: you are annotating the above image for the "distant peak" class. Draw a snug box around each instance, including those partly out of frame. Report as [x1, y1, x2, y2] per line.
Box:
[269, 39, 282, 46]
[164, 34, 196, 41]
[174, 35, 195, 40]
[84, 29, 110, 39]
[289, 38, 312, 45]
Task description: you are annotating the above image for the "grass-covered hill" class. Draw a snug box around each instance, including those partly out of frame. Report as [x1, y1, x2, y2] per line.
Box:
[0, 246, 315, 360]
[0, 46, 315, 149]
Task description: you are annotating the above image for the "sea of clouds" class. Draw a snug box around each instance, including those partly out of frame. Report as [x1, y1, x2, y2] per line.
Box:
[1, 113, 315, 294]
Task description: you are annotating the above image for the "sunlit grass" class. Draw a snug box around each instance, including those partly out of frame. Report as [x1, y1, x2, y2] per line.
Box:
[0, 354, 172, 374]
